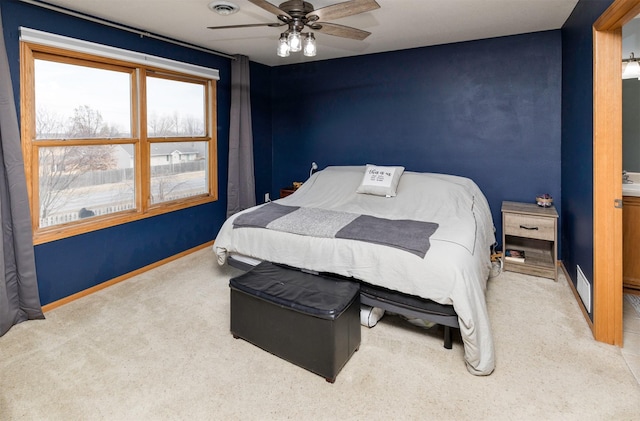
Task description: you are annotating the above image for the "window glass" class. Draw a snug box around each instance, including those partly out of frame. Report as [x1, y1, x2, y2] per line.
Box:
[38, 145, 136, 228]
[34, 59, 132, 139]
[146, 76, 205, 137]
[23, 40, 217, 243]
[150, 141, 208, 204]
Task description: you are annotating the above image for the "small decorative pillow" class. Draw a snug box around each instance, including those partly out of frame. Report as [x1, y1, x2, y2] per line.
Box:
[356, 164, 405, 197]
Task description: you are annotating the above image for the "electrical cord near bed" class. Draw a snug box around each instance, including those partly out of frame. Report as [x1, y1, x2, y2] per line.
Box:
[490, 255, 503, 278]
[490, 241, 503, 277]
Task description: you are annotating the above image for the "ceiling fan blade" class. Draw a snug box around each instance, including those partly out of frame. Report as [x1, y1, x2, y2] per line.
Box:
[315, 22, 371, 40]
[311, 0, 380, 21]
[207, 22, 286, 30]
[248, 0, 291, 18]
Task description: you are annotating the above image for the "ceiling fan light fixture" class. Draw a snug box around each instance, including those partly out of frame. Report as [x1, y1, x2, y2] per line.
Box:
[303, 32, 316, 57]
[277, 33, 290, 57]
[208, 1, 239, 16]
[288, 31, 302, 52]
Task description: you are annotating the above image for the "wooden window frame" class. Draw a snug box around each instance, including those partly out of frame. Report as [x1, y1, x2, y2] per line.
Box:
[20, 41, 218, 245]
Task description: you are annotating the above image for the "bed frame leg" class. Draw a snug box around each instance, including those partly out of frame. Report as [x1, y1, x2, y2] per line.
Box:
[444, 326, 452, 349]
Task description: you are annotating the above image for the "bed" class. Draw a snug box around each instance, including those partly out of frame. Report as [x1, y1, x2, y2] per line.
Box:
[214, 165, 496, 375]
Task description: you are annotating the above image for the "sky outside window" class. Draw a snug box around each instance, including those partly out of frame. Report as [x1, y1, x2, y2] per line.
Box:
[146, 76, 205, 137]
[34, 59, 132, 139]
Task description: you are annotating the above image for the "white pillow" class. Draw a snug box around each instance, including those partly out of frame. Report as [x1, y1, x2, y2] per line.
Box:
[356, 164, 405, 197]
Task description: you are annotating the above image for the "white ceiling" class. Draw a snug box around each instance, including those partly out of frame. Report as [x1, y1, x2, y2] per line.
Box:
[29, 0, 579, 67]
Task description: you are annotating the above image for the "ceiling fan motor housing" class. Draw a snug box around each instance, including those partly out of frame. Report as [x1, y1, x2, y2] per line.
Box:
[279, 1, 315, 17]
[278, 1, 318, 33]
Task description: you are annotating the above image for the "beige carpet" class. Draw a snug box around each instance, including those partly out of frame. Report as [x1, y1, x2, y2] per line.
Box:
[1, 249, 639, 420]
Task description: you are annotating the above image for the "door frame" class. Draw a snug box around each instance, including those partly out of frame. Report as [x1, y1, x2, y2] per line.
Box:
[593, 0, 640, 345]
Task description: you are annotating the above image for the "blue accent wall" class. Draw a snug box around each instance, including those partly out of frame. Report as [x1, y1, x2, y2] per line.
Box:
[561, 0, 614, 320]
[1, 0, 232, 305]
[270, 31, 563, 246]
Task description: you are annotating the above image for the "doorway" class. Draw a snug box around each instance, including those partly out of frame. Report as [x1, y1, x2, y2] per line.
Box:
[593, 0, 640, 346]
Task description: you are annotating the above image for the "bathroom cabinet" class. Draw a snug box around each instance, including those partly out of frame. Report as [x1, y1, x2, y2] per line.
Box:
[623, 196, 640, 292]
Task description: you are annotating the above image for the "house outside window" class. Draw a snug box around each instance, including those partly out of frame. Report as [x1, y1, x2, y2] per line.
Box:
[19, 30, 218, 244]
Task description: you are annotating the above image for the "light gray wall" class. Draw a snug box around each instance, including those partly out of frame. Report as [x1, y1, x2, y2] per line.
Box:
[623, 79, 640, 172]
[623, 18, 640, 172]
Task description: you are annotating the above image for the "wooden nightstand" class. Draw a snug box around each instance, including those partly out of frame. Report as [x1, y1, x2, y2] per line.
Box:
[501, 201, 558, 281]
[279, 188, 295, 198]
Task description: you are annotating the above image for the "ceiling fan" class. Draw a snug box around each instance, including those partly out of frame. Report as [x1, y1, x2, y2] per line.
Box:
[207, 0, 380, 56]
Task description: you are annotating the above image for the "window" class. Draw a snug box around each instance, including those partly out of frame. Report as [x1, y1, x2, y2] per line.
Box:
[20, 34, 218, 244]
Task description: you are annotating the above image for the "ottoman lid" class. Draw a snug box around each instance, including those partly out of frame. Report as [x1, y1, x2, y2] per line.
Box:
[229, 261, 359, 320]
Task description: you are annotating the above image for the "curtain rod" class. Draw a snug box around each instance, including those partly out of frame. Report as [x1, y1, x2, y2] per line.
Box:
[19, 0, 237, 60]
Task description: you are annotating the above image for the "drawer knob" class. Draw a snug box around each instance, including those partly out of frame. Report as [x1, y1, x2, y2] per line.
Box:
[520, 225, 539, 230]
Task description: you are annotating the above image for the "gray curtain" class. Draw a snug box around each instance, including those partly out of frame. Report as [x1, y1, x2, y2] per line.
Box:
[0, 9, 44, 337]
[227, 55, 256, 218]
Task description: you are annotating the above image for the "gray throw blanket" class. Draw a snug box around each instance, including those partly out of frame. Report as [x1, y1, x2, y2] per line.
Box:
[233, 203, 439, 258]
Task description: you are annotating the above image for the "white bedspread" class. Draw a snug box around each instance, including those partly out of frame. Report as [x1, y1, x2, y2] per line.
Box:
[214, 166, 496, 375]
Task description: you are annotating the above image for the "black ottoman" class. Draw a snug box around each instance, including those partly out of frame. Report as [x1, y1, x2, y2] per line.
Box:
[229, 261, 360, 383]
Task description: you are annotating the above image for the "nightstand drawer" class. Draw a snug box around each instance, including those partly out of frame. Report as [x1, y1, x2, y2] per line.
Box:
[504, 213, 555, 241]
